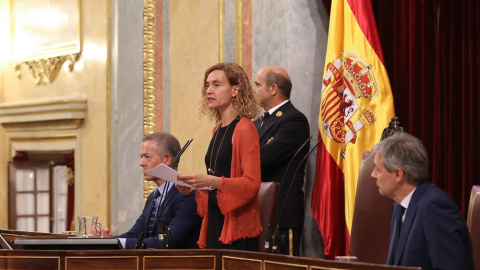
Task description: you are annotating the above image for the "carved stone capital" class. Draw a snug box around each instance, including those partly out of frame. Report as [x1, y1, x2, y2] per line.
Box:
[13, 53, 81, 85]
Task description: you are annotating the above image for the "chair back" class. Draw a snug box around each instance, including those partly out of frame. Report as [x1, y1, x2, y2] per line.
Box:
[349, 152, 393, 263]
[258, 181, 280, 252]
[467, 185, 480, 270]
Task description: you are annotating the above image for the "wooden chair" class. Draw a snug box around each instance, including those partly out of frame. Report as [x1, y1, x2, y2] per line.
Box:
[349, 152, 393, 263]
[467, 185, 480, 270]
[258, 182, 280, 252]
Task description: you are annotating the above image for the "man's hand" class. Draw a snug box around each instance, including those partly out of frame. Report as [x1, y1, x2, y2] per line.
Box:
[266, 137, 274, 145]
[102, 228, 114, 238]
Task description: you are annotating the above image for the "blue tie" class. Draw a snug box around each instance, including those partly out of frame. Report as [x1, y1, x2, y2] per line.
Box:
[391, 203, 406, 262]
[147, 189, 160, 236]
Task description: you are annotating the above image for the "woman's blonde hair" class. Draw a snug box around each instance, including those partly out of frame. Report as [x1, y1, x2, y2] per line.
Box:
[199, 62, 261, 122]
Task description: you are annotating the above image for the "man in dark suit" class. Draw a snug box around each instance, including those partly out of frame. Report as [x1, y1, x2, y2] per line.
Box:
[103, 132, 201, 249]
[371, 132, 474, 269]
[253, 66, 310, 256]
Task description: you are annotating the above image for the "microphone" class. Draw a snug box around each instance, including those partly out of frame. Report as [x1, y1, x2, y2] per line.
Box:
[272, 138, 322, 253]
[156, 218, 170, 248]
[134, 232, 145, 249]
[264, 136, 312, 253]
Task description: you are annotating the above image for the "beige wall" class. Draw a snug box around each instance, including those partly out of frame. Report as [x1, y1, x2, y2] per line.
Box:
[0, 0, 110, 228]
[169, 0, 220, 175]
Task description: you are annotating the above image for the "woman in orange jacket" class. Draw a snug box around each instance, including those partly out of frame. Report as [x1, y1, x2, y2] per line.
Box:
[177, 62, 262, 251]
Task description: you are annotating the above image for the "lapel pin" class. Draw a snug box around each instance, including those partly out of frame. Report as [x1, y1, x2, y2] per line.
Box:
[276, 111, 283, 117]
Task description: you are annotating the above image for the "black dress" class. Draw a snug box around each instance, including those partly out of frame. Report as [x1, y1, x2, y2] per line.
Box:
[204, 118, 258, 251]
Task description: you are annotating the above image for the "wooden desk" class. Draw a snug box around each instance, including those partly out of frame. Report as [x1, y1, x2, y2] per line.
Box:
[0, 249, 420, 270]
[0, 230, 419, 270]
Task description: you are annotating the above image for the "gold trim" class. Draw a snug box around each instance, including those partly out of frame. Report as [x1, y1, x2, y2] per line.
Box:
[309, 267, 339, 270]
[143, 0, 156, 136]
[0, 256, 60, 270]
[144, 255, 216, 270]
[12, 53, 81, 85]
[235, 0, 243, 66]
[0, 109, 86, 117]
[106, 0, 112, 230]
[219, 0, 224, 62]
[289, 228, 293, 256]
[10, 134, 78, 141]
[264, 260, 308, 269]
[1, 119, 84, 131]
[0, 99, 86, 109]
[223, 255, 261, 269]
[8, 134, 77, 161]
[65, 256, 139, 270]
[143, 0, 157, 199]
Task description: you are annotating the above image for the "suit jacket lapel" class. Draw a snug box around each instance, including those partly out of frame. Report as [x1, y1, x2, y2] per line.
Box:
[395, 200, 417, 265]
[159, 184, 176, 219]
[258, 101, 292, 140]
[394, 182, 429, 265]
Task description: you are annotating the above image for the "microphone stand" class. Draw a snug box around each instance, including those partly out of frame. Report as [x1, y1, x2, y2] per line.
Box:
[154, 139, 192, 249]
[269, 138, 322, 254]
[264, 136, 311, 253]
[134, 232, 145, 249]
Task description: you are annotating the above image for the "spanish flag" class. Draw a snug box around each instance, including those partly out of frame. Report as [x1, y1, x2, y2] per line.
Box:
[311, 0, 395, 259]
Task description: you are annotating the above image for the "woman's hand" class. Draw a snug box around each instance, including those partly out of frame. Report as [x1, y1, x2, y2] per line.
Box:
[177, 174, 222, 189]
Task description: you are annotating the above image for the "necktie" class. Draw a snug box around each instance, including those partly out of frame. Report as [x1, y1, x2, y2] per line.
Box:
[392, 203, 406, 261]
[260, 112, 270, 127]
[147, 189, 160, 236]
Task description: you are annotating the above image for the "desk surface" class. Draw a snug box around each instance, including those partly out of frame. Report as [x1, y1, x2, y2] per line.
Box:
[13, 238, 122, 250]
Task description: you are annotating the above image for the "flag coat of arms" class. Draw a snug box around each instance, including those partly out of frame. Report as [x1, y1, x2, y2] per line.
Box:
[311, 0, 395, 259]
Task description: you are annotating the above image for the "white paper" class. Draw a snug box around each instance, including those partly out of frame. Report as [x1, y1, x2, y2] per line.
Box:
[143, 164, 210, 190]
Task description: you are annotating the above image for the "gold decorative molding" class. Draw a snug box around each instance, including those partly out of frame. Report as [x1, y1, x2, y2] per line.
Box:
[219, 0, 224, 62]
[0, 96, 87, 126]
[13, 53, 81, 85]
[235, 0, 243, 66]
[143, 0, 157, 199]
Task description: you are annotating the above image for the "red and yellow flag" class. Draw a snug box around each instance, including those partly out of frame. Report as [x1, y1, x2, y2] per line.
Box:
[311, 0, 395, 259]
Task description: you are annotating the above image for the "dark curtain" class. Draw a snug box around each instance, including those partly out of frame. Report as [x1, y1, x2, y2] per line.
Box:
[64, 152, 75, 231]
[322, 0, 480, 217]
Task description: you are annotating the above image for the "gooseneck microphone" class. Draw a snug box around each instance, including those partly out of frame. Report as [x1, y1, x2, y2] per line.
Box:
[134, 232, 145, 249]
[135, 199, 157, 249]
[264, 136, 312, 253]
[266, 137, 322, 253]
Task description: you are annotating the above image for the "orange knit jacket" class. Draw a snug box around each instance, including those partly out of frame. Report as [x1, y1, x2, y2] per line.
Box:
[195, 117, 262, 248]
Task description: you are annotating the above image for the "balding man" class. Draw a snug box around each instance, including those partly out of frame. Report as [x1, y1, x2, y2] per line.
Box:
[253, 66, 310, 256]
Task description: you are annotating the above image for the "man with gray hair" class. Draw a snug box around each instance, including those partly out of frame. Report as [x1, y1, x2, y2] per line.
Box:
[103, 132, 201, 249]
[371, 132, 474, 269]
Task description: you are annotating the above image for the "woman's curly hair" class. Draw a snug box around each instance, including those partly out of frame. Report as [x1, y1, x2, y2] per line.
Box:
[198, 62, 261, 122]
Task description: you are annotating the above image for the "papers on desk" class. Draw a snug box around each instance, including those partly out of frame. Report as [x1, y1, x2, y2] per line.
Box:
[143, 164, 210, 190]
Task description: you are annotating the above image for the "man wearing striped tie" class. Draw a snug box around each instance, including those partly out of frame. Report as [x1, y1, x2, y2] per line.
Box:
[103, 132, 201, 249]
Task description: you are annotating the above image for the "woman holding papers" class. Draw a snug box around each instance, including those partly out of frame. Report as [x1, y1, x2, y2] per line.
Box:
[177, 62, 262, 251]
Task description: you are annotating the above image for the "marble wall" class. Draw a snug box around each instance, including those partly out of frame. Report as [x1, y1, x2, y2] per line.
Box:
[109, 1, 145, 234]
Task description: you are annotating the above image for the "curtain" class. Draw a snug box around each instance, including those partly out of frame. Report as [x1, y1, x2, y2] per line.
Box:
[322, 0, 480, 217]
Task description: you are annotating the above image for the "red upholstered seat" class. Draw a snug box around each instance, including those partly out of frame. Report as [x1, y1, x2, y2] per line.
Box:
[467, 185, 480, 270]
[258, 182, 280, 252]
[349, 152, 393, 263]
